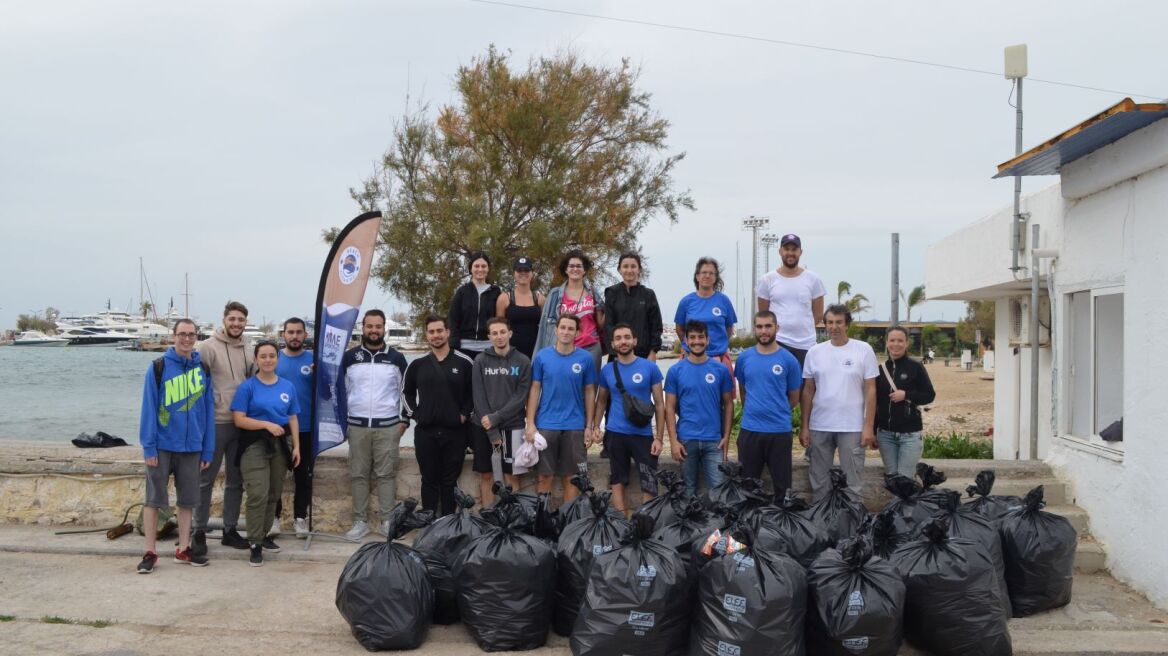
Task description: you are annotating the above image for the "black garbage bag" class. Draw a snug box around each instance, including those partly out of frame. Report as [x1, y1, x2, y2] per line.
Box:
[554, 491, 632, 637]
[556, 474, 624, 536]
[881, 475, 932, 544]
[689, 506, 787, 577]
[638, 470, 690, 529]
[862, 511, 908, 560]
[914, 462, 949, 513]
[964, 470, 1023, 525]
[749, 489, 832, 567]
[999, 485, 1076, 617]
[701, 460, 759, 512]
[571, 514, 690, 656]
[336, 498, 436, 651]
[930, 488, 1012, 617]
[486, 481, 556, 538]
[72, 430, 130, 448]
[412, 487, 491, 625]
[690, 525, 807, 656]
[891, 517, 1012, 656]
[808, 467, 870, 543]
[651, 497, 722, 571]
[454, 486, 557, 651]
[807, 536, 906, 656]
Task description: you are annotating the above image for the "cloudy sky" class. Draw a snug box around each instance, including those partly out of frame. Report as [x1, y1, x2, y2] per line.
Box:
[2, 0, 1163, 332]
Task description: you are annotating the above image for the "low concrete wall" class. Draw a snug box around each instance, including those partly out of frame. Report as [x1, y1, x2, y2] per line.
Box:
[0, 441, 1037, 533]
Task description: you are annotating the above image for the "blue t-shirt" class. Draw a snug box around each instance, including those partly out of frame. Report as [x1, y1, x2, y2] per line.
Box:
[734, 347, 802, 432]
[230, 376, 302, 427]
[599, 357, 663, 436]
[531, 346, 598, 430]
[664, 358, 735, 441]
[674, 291, 738, 356]
[276, 350, 314, 429]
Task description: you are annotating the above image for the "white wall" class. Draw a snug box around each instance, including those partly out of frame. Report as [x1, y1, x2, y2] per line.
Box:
[991, 297, 1053, 460]
[1046, 132, 1168, 609]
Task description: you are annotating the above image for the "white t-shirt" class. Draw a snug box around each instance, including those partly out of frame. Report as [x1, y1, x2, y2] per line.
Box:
[755, 269, 826, 350]
[803, 338, 878, 432]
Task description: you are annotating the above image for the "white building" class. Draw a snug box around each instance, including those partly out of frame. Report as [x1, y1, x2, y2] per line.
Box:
[927, 98, 1168, 608]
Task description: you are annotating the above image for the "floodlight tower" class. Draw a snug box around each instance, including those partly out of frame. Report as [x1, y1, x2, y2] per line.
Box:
[760, 233, 781, 270]
[1005, 44, 1028, 272]
[741, 217, 770, 305]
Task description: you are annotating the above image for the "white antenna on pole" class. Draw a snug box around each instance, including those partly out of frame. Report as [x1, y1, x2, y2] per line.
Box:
[1005, 43, 1028, 272]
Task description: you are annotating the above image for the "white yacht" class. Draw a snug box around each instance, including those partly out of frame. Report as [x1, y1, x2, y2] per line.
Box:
[56, 324, 137, 347]
[13, 331, 69, 346]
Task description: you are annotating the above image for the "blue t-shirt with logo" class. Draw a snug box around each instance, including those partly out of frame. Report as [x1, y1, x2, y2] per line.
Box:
[674, 291, 738, 356]
[276, 350, 314, 429]
[664, 358, 735, 441]
[230, 376, 301, 427]
[599, 357, 663, 436]
[531, 346, 599, 430]
[734, 347, 802, 432]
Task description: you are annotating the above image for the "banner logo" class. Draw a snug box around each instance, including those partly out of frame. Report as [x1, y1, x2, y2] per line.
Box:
[339, 246, 361, 285]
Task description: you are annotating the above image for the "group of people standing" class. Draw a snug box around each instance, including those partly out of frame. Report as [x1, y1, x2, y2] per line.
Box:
[135, 233, 936, 574]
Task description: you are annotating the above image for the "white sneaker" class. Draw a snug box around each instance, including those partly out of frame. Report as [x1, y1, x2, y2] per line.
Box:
[269, 518, 281, 537]
[377, 520, 391, 538]
[294, 517, 308, 538]
[345, 521, 370, 541]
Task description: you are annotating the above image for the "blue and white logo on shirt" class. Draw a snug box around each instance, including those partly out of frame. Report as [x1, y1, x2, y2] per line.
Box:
[771, 364, 784, 375]
[711, 307, 723, 316]
[300, 365, 312, 376]
[280, 393, 290, 404]
[571, 362, 583, 374]
[631, 372, 644, 384]
[704, 372, 716, 384]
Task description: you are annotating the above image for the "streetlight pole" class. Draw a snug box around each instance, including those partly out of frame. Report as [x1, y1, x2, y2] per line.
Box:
[741, 216, 770, 309]
[760, 233, 780, 271]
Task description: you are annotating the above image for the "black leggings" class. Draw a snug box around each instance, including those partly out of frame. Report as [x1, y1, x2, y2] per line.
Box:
[414, 425, 468, 516]
[275, 432, 313, 520]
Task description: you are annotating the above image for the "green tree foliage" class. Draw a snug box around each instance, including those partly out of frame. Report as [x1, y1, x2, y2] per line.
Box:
[956, 300, 995, 348]
[834, 281, 871, 317]
[17, 314, 56, 333]
[901, 284, 926, 322]
[347, 46, 693, 316]
[921, 323, 954, 356]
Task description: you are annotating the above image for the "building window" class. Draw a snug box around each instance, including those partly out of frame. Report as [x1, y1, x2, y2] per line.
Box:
[1064, 289, 1124, 449]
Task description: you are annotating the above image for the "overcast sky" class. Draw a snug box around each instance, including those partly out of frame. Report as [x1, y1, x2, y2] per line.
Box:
[2, 0, 1163, 333]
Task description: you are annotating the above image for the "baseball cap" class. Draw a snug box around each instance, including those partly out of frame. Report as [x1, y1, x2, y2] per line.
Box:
[513, 256, 533, 271]
[780, 233, 801, 248]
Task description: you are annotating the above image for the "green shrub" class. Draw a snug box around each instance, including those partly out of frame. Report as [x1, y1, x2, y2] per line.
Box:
[922, 432, 993, 459]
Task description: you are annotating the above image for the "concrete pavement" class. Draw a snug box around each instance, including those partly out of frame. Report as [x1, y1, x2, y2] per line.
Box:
[1, 525, 1166, 655]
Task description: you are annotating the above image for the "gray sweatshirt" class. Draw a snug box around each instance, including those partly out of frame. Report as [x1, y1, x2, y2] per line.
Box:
[472, 347, 532, 431]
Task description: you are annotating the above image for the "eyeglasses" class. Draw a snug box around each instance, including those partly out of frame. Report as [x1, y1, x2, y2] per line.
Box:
[566, 264, 585, 269]
[175, 332, 197, 339]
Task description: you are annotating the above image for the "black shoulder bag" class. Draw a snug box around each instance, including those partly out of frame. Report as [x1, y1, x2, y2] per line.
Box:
[612, 359, 655, 427]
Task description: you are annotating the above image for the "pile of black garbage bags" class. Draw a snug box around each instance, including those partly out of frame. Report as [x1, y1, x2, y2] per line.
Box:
[336, 465, 1077, 655]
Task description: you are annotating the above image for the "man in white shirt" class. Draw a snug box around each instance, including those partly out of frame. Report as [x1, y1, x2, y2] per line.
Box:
[799, 304, 878, 501]
[755, 234, 825, 367]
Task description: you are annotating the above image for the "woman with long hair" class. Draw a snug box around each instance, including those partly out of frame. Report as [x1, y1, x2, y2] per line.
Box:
[874, 325, 936, 478]
[495, 255, 544, 358]
[230, 340, 300, 567]
[603, 251, 663, 361]
[533, 249, 605, 373]
[674, 256, 738, 366]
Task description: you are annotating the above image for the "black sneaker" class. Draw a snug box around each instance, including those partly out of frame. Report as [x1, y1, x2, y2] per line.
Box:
[191, 529, 208, 558]
[249, 544, 263, 567]
[137, 551, 158, 574]
[174, 547, 209, 567]
[221, 528, 249, 550]
[261, 537, 281, 553]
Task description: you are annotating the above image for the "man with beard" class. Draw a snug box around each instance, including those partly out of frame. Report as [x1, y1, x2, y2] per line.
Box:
[800, 304, 878, 501]
[755, 234, 825, 367]
[336, 310, 408, 538]
[664, 321, 735, 497]
[192, 301, 254, 555]
[402, 315, 474, 516]
[594, 324, 665, 513]
[733, 311, 802, 491]
[274, 317, 314, 538]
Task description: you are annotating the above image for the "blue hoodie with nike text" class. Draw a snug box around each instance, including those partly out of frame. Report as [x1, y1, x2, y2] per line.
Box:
[139, 347, 216, 461]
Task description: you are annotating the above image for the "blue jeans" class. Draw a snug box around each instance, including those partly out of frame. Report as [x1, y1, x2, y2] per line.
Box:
[877, 429, 923, 478]
[682, 439, 724, 497]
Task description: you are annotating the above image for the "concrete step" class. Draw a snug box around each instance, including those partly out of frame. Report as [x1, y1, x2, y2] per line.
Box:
[938, 477, 1067, 505]
[1075, 537, 1107, 574]
[914, 458, 1055, 480]
[1044, 504, 1091, 536]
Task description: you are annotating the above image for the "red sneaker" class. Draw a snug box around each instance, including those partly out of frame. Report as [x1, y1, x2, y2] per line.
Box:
[137, 551, 158, 574]
[174, 546, 209, 567]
